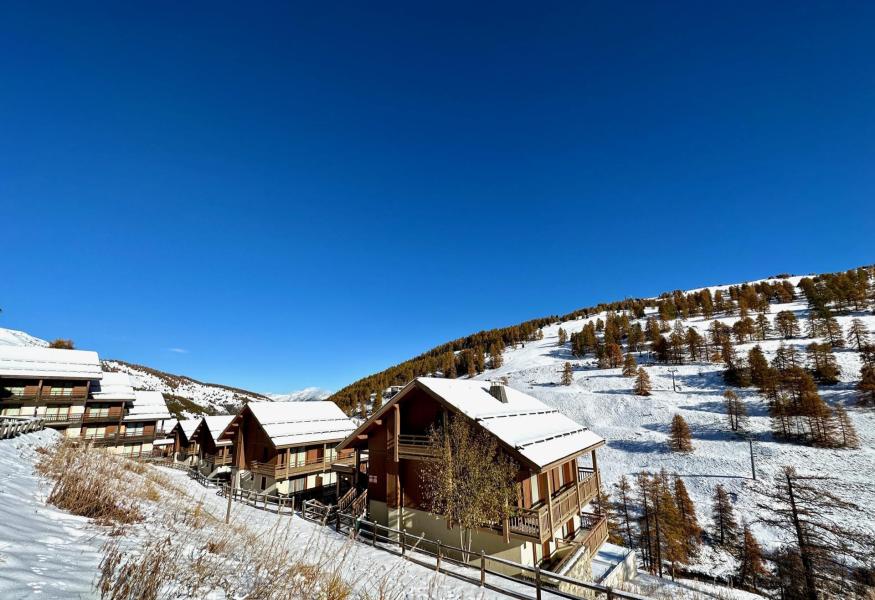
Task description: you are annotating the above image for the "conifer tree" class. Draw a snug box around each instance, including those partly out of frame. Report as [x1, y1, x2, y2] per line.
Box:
[673, 475, 701, 557]
[613, 475, 635, 548]
[488, 342, 503, 369]
[747, 345, 770, 389]
[806, 343, 840, 384]
[754, 313, 772, 341]
[622, 353, 638, 377]
[756, 466, 875, 600]
[736, 524, 767, 591]
[723, 390, 748, 432]
[775, 310, 801, 339]
[833, 405, 859, 448]
[557, 327, 567, 346]
[443, 351, 457, 378]
[846, 318, 870, 351]
[711, 484, 738, 547]
[634, 367, 652, 396]
[561, 361, 573, 386]
[606, 343, 623, 368]
[372, 389, 383, 412]
[685, 327, 704, 361]
[858, 364, 875, 407]
[668, 414, 693, 452]
[652, 470, 688, 579]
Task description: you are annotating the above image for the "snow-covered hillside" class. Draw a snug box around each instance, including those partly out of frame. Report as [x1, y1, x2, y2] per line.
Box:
[473, 275, 875, 578]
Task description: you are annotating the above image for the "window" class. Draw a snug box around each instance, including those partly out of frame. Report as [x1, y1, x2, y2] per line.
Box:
[1, 406, 22, 416]
[49, 383, 74, 396]
[87, 403, 110, 417]
[260, 476, 267, 491]
[3, 385, 25, 397]
[125, 424, 145, 437]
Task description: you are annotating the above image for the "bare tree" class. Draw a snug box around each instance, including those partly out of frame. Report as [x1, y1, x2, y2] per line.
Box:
[723, 390, 748, 432]
[421, 415, 519, 559]
[756, 466, 875, 600]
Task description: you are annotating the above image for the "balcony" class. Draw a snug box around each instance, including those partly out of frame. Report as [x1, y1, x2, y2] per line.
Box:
[80, 430, 157, 446]
[391, 433, 438, 459]
[505, 468, 600, 543]
[42, 413, 83, 424]
[204, 452, 233, 467]
[82, 411, 125, 423]
[247, 454, 351, 479]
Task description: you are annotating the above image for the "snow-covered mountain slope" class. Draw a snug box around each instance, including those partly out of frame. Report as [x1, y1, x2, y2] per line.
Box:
[0, 327, 48, 348]
[470, 277, 875, 577]
[265, 387, 332, 402]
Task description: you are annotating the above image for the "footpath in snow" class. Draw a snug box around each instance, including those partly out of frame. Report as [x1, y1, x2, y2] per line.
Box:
[0, 429, 102, 600]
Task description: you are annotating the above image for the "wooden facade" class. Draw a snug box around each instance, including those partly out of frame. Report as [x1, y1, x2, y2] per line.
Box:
[338, 379, 608, 568]
[221, 403, 355, 495]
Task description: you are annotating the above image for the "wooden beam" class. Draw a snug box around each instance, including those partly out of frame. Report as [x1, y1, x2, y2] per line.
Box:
[393, 404, 400, 463]
[573, 459, 582, 513]
[545, 471, 555, 543]
[591, 449, 602, 511]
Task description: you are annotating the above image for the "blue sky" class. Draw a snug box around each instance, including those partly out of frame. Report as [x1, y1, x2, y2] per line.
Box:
[1, 2, 873, 393]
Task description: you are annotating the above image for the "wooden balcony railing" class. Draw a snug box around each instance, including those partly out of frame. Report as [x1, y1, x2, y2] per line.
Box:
[204, 452, 233, 466]
[82, 411, 124, 422]
[506, 468, 600, 542]
[392, 433, 438, 459]
[248, 454, 349, 478]
[42, 413, 82, 423]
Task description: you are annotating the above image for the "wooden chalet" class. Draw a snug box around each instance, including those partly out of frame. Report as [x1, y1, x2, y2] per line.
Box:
[82, 373, 170, 457]
[191, 415, 235, 479]
[337, 377, 608, 572]
[0, 346, 102, 435]
[170, 419, 201, 464]
[219, 401, 357, 498]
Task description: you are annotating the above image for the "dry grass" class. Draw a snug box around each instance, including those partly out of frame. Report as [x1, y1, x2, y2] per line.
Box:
[35, 439, 151, 525]
[36, 441, 452, 599]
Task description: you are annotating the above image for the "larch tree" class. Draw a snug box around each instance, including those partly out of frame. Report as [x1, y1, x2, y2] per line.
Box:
[561, 361, 573, 386]
[489, 342, 503, 369]
[372, 390, 383, 412]
[833, 405, 860, 448]
[858, 364, 875, 407]
[668, 414, 693, 452]
[557, 327, 567, 346]
[723, 390, 748, 432]
[754, 313, 772, 341]
[755, 466, 875, 600]
[613, 475, 635, 549]
[48, 338, 74, 349]
[673, 475, 701, 558]
[421, 415, 519, 559]
[711, 484, 738, 547]
[634, 367, 652, 396]
[622, 353, 638, 377]
[846, 318, 870, 351]
[775, 311, 801, 339]
[736, 523, 768, 592]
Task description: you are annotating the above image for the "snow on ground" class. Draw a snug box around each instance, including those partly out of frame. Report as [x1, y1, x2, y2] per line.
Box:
[476, 295, 875, 576]
[1, 428, 757, 600]
[0, 429, 103, 599]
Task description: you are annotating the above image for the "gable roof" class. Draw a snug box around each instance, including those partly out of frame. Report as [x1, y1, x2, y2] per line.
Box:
[227, 401, 357, 449]
[124, 390, 172, 422]
[90, 371, 136, 401]
[339, 377, 604, 471]
[172, 419, 200, 444]
[0, 346, 103, 380]
[193, 415, 235, 446]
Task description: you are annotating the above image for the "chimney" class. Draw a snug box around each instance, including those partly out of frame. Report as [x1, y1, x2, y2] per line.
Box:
[489, 382, 508, 403]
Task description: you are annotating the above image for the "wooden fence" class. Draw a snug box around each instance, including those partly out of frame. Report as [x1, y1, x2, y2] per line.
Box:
[325, 513, 650, 600]
[0, 416, 46, 439]
[218, 484, 297, 515]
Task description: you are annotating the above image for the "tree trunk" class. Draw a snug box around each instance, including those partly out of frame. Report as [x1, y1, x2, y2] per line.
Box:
[786, 473, 818, 600]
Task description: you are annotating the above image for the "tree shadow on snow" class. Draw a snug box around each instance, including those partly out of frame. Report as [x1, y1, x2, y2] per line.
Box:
[607, 439, 666, 454]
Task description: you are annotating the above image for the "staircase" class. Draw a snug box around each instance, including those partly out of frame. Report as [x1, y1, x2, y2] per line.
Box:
[0, 416, 46, 439]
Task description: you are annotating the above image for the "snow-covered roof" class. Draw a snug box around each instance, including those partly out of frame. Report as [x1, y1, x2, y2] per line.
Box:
[198, 415, 235, 446]
[0, 346, 102, 380]
[124, 390, 171, 422]
[179, 419, 199, 438]
[416, 377, 604, 469]
[245, 401, 356, 448]
[90, 371, 136, 401]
